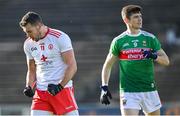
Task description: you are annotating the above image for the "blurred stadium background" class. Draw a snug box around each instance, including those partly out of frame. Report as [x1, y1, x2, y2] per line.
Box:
[0, 0, 180, 115]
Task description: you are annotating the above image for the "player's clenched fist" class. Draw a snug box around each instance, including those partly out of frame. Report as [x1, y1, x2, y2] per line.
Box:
[47, 84, 64, 96]
[100, 85, 112, 105]
[23, 86, 34, 97]
[142, 49, 158, 60]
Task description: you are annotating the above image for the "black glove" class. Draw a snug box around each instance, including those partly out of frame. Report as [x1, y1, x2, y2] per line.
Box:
[142, 49, 158, 60]
[23, 86, 34, 97]
[100, 85, 112, 105]
[47, 83, 64, 96]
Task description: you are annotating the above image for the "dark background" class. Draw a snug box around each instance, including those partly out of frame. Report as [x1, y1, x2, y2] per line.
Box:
[0, 0, 180, 115]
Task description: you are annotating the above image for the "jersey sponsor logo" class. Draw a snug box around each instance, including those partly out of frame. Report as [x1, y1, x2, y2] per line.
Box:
[40, 60, 54, 70]
[41, 55, 47, 62]
[40, 55, 54, 67]
[119, 48, 150, 60]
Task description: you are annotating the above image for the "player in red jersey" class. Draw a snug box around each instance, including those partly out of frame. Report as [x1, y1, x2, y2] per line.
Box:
[20, 12, 79, 115]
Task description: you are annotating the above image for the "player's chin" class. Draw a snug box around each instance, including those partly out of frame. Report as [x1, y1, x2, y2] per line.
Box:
[136, 25, 142, 29]
[31, 37, 39, 41]
[134, 26, 141, 30]
[29, 36, 35, 40]
[139, 24, 142, 28]
[136, 23, 142, 28]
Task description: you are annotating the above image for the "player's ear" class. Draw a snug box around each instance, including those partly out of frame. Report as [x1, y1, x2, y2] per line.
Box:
[123, 17, 129, 24]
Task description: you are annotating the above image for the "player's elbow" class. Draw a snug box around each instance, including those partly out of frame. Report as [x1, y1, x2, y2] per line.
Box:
[74, 63, 77, 74]
[66, 59, 77, 74]
[164, 59, 170, 66]
[161, 57, 170, 66]
[157, 55, 170, 66]
[165, 56, 170, 66]
[71, 61, 77, 74]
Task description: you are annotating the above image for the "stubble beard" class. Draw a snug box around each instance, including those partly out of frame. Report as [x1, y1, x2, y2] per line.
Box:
[34, 30, 41, 42]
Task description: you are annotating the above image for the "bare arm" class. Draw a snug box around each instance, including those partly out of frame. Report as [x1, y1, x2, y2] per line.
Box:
[26, 59, 36, 88]
[59, 49, 77, 87]
[102, 52, 118, 86]
[155, 49, 170, 66]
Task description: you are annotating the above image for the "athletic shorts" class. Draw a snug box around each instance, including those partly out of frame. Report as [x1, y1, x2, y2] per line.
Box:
[120, 91, 162, 113]
[31, 87, 78, 115]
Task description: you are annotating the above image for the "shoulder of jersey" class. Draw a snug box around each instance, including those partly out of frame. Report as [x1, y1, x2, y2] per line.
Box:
[141, 30, 156, 39]
[112, 31, 127, 42]
[24, 37, 32, 45]
[48, 28, 65, 38]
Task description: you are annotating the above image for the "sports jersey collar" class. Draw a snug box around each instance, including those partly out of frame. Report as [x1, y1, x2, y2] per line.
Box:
[126, 30, 142, 37]
[40, 27, 50, 39]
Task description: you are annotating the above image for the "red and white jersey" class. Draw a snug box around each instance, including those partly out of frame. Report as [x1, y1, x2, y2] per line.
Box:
[24, 28, 73, 90]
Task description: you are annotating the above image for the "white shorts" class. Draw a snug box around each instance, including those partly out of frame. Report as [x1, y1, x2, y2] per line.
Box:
[120, 91, 162, 113]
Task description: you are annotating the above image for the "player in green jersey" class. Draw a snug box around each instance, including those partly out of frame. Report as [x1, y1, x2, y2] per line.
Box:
[100, 5, 169, 115]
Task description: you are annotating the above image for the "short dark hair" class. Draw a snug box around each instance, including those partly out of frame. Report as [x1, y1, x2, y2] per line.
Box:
[121, 5, 142, 19]
[19, 11, 43, 27]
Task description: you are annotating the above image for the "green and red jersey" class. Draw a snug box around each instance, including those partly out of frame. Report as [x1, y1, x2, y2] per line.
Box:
[110, 30, 161, 92]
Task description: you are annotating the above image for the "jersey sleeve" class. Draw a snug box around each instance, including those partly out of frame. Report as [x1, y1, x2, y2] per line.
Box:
[152, 36, 161, 51]
[57, 33, 73, 53]
[24, 41, 33, 60]
[109, 38, 120, 56]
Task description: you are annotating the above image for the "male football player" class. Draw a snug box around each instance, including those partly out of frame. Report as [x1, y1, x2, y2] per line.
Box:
[100, 5, 169, 115]
[20, 12, 78, 115]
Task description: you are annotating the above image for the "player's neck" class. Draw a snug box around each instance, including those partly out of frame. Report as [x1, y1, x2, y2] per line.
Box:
[39, 25, 48, 39]
[126, 26, 140, 35]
